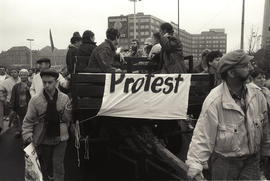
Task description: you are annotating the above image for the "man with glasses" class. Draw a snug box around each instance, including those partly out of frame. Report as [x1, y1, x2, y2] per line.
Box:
[186, 49, 270, 180]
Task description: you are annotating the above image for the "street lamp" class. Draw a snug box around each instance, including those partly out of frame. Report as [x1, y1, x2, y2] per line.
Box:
[129, 0, 141, 39]
[26, 38, 34, 68]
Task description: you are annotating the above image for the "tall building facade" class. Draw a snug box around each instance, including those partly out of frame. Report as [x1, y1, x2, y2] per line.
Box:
[108, 13, 194, 56]
[262, 0, 270, 48]
[192, 29, 227, 61]
[108, 13, 227, 62]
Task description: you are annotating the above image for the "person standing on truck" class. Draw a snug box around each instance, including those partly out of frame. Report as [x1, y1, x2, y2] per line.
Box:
[22, 68, 72, 181]
[87, 28, 122, 73]
[186, 49, 270, 180]
[30, 58, 68, 97]
[66, 32, 82, 75]
[193, 49, 210, 73]
[78, 30, 97, 57]
[158, 23, 187, 73]
[126, 39, 143, 57]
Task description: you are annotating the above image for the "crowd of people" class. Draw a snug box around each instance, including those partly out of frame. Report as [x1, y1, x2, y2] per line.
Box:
[0, 21, 270, 181]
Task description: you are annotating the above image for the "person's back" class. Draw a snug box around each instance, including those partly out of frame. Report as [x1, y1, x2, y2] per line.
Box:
[78, 30, 97, 57]
[87, 28, 121, 73]
[159, 23, 187, 73]
[66, 32, 82, 74]
[88, 40, 116, 72]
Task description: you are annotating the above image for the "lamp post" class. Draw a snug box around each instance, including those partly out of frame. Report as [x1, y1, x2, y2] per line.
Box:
[129, 0, 141, 40]
[240, 0, 245, 49]
[26, 38, 34, 68]
[178, 0, 180, 37]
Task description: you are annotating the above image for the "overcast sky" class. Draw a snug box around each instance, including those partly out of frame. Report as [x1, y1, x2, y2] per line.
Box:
[0, 0, 265, 52]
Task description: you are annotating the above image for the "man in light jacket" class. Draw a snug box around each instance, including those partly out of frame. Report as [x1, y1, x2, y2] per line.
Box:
[30, 58, 68, 97]
[22, 68, 72, 181]
[186, 49, 270, 180]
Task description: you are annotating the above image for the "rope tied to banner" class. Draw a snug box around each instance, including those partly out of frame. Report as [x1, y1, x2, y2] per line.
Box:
[74, 116, 97, 167]
[74, 120, 81, 167]
[83, 136, 90, 160]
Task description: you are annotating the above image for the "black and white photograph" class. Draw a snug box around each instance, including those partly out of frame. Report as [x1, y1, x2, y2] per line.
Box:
[0, 0, 270, 180]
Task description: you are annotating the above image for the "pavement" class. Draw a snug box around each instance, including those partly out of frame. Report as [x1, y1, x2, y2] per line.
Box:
[0, 126, 25, 181]
[0, 120, 11, 135]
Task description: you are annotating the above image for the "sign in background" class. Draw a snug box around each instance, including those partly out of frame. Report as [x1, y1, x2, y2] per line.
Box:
[98, 74, 192, 120]
[108, 16, 128, 38]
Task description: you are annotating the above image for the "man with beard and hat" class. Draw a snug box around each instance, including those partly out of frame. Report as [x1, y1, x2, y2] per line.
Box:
[22, 68, 72, 181]
[186, 49, 270, 180]
[66, 32, 82, 75]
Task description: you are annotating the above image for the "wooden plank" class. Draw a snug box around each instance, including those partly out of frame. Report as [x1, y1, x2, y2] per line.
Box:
[72, 83, 104, 97]
[191, 74, 212, 82]
[73, 97, 102, 110]
[71, 73, 105, 83]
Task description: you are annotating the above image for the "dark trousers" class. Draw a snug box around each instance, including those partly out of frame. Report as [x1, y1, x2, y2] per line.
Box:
[211, 152, 260, 180]
[38, 141, 67, 181]
[14, 107, 27, 133]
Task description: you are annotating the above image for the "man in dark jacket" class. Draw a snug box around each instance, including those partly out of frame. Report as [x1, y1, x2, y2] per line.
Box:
[87, 28, 121, 73]
[76, 30, 97, 72]
[159, 23, 187, 73]
[78, 30, 97, 56]
[10, 69, 31, 138]
[66, 32, 82, 75]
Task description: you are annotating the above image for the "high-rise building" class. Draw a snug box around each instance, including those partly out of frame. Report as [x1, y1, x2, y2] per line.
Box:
[192, 29, 227, 61]
[108, 13, 193, 56]
[262, 0, 270, 48]
[108, 13, 227, 62]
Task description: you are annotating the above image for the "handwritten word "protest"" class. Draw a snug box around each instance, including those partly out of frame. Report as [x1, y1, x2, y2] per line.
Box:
[110, 74, 184, 94]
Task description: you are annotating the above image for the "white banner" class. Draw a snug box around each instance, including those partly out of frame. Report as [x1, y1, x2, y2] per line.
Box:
[98, 74, 191, 120]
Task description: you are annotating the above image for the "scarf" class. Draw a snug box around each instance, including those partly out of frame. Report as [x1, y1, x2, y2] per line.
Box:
[43, 89, 60, 138]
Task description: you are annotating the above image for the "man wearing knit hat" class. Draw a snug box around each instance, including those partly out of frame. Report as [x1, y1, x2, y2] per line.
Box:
[186, 49, 270, 180]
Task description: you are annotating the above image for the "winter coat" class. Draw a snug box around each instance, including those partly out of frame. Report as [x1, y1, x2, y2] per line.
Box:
[159, 36, 187, 73]
[87, 39, 118, 73]
[10, 81, 31, 112]
[22, 89, 72, 146]
[66, 44, 79, 74]
[78, 40, 97, 57]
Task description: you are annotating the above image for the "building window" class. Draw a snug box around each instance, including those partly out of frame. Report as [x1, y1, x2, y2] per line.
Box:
[141, 32, 145, 35]
[145, 31, 150, 36]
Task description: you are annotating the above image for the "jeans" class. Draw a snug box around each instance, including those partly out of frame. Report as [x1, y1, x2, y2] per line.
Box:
[211, 152, 260, 180]
[38, 141, 67, 181]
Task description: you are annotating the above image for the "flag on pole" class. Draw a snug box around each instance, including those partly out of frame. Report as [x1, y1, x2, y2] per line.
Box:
[49, 29, 54, 52]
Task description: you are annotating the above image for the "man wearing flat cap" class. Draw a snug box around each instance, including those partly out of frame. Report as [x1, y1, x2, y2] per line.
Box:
[186, 49, 270, 180]
[22, 68, 72, 181]
[30, 58, 68, 97]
